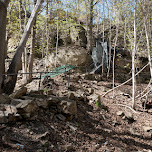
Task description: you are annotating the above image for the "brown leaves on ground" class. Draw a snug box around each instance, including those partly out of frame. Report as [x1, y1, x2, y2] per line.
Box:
[0, 73, 152, 152]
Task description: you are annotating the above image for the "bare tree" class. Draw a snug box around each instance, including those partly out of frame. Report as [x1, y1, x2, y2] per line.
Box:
[28, 0, 37, 82]
[21, 0, 28, 82]
[143, 0, 152, 79]
[55, 3, 59, 67]
[112, 25, 118, 98]
[107, 3, 112, 78]
[132, 0, 136, 109]
[45, 0, 49, 69]
[101, 0, 105, 75]
[87, 0, 94, 54]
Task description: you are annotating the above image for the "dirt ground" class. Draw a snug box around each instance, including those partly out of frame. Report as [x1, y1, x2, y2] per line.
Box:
[0, 71, 152, 152]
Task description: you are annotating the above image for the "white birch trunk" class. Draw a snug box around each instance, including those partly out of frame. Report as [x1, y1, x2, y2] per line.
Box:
[132, 1, 136, 109]
[112, 26, 118, 98]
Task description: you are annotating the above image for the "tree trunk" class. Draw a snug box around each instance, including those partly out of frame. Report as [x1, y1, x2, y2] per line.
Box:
[96, 3, 100, 34]
[55, 3, 59, 67]
[19, 0, 22, 33]
[28, 0, 36, 82]
[144, 19, 152, 79]
[5, 2, 12, 59]
[107, 9, 112, 78]
[0, 0, 10, 93]
[55, 16, 59, 67]
[143, 1, 152, 79]
[132, 0, 136, 109]
[3, 0, 42, 94]
[21, 0, 28, 82]
[45, 0, 49, 69]
[87, 0, 93, 54]
[101, 1, 105, 75]
[112, 25, 118, 98]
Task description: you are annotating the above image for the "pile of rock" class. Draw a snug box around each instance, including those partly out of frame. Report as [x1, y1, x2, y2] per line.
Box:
[0, 87, 77, 124]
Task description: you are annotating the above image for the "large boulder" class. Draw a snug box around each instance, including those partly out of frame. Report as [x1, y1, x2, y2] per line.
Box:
[58, 99, 77, 118]
[10, 87, 27, 99]
[48, 46, 92, 69]
[0, 104, 20, 123]
[0, 94, 11, 104]
[16, 99, 38, 118]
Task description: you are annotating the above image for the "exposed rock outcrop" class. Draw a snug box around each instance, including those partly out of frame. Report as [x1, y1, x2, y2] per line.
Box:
[70, 25, 87, 48]
[60, 24, 87, 48]
[48, 45, 92, 69]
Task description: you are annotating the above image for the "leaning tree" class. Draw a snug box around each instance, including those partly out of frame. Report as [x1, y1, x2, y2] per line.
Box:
[0, 0, 42, 94]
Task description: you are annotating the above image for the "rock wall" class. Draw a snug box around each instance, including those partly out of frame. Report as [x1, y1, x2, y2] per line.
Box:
[70, 25, 87, 48]
[47, 45, 92, 70]
[60, 25, 87, 48]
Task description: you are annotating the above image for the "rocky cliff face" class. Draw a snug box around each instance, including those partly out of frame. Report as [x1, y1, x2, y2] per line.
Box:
[46, 25, 92, 71]
[70, 25, 87, 48]
[60, 25, 87, 48]
[47, 45, 92, 70]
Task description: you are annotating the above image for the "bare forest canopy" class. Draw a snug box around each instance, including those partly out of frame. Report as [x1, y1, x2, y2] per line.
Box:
[0, 0, 151, 103]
